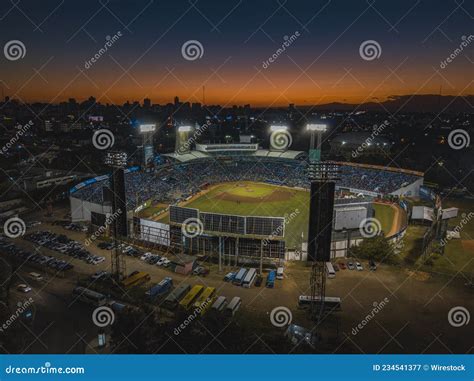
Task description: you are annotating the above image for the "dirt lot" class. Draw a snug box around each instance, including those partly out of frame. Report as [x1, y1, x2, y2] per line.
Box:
[3, 209, 473, 354]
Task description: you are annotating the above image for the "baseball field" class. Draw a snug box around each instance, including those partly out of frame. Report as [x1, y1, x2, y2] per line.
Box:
[149, 181, 399, 249]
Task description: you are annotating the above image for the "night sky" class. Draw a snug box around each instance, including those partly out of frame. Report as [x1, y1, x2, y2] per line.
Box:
[1, 0, 472, 106]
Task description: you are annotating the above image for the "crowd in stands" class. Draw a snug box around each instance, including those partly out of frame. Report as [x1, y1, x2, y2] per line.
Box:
[72, 157, 421, 209]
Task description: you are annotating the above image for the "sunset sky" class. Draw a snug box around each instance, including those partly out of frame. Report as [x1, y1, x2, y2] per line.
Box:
[1, 0, 472, 106]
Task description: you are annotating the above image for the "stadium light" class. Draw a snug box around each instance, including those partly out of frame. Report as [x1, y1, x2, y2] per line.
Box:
[306, 123, 327, 132]
[270, 125, 287, 132]
[178, 126, 192, 133]
[139, 124, 156, 133]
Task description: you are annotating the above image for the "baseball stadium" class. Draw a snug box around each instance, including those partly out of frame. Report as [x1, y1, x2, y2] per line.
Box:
[69, 140, 423, 266]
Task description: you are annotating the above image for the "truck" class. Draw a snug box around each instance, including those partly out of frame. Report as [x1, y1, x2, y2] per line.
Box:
[145, 277, 173, 298]
[266, 270, 276, 288]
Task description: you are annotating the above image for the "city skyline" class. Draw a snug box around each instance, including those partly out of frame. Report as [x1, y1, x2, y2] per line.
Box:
[1, 0, 473, 106]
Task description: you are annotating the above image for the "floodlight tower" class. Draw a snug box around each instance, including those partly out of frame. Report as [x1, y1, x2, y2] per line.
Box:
[305, 124, 338, 322]
[139, 124, 156, 167]
[175, 125, 193, 154]
[105, 151, 128, 281]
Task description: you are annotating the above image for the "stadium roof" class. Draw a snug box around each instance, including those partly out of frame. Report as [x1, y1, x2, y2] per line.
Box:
[165, 148, 306, 162]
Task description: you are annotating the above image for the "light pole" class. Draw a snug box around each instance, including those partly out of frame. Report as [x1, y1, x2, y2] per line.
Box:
[306, 123, 327, 163]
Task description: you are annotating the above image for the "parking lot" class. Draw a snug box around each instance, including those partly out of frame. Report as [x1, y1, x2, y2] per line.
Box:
[1, 216, 473, 354]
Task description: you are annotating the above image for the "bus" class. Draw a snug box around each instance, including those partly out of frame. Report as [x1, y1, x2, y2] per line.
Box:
[266, 270, 276, 288]
[122, 272, 151, 288]
[242, 268, 257, 288]
[298, 295, 341, 311]
[225, 296, 241, 316]
[212, 296, 228, 312]
[72, 287, 107, 306]
[325, 262, 336, 279]
[163, 284, 190, 309]
[179, 285, 204, 310]
[146, 277, 173, 298]
[193, 287, 216, 314]
[233, 268, 248, 285]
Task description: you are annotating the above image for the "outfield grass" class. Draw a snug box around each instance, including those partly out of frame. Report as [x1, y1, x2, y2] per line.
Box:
[184, 182, 309, 249]
[373, 203, 395, 235]
[147, 181, 399, 251]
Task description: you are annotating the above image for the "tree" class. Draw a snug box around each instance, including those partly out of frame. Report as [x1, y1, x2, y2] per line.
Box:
[348, 235, 394, 262]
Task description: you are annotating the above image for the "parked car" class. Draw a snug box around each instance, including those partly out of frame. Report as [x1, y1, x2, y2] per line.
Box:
[356, 262, 363, 271]
[17, 284, 32, 293]
[29, 272, 43, 281]
[91, 271, 108, 281]
[347, 262, 355, 270]
[255, 275, 263, 287]
[338, 262, 346, 270]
